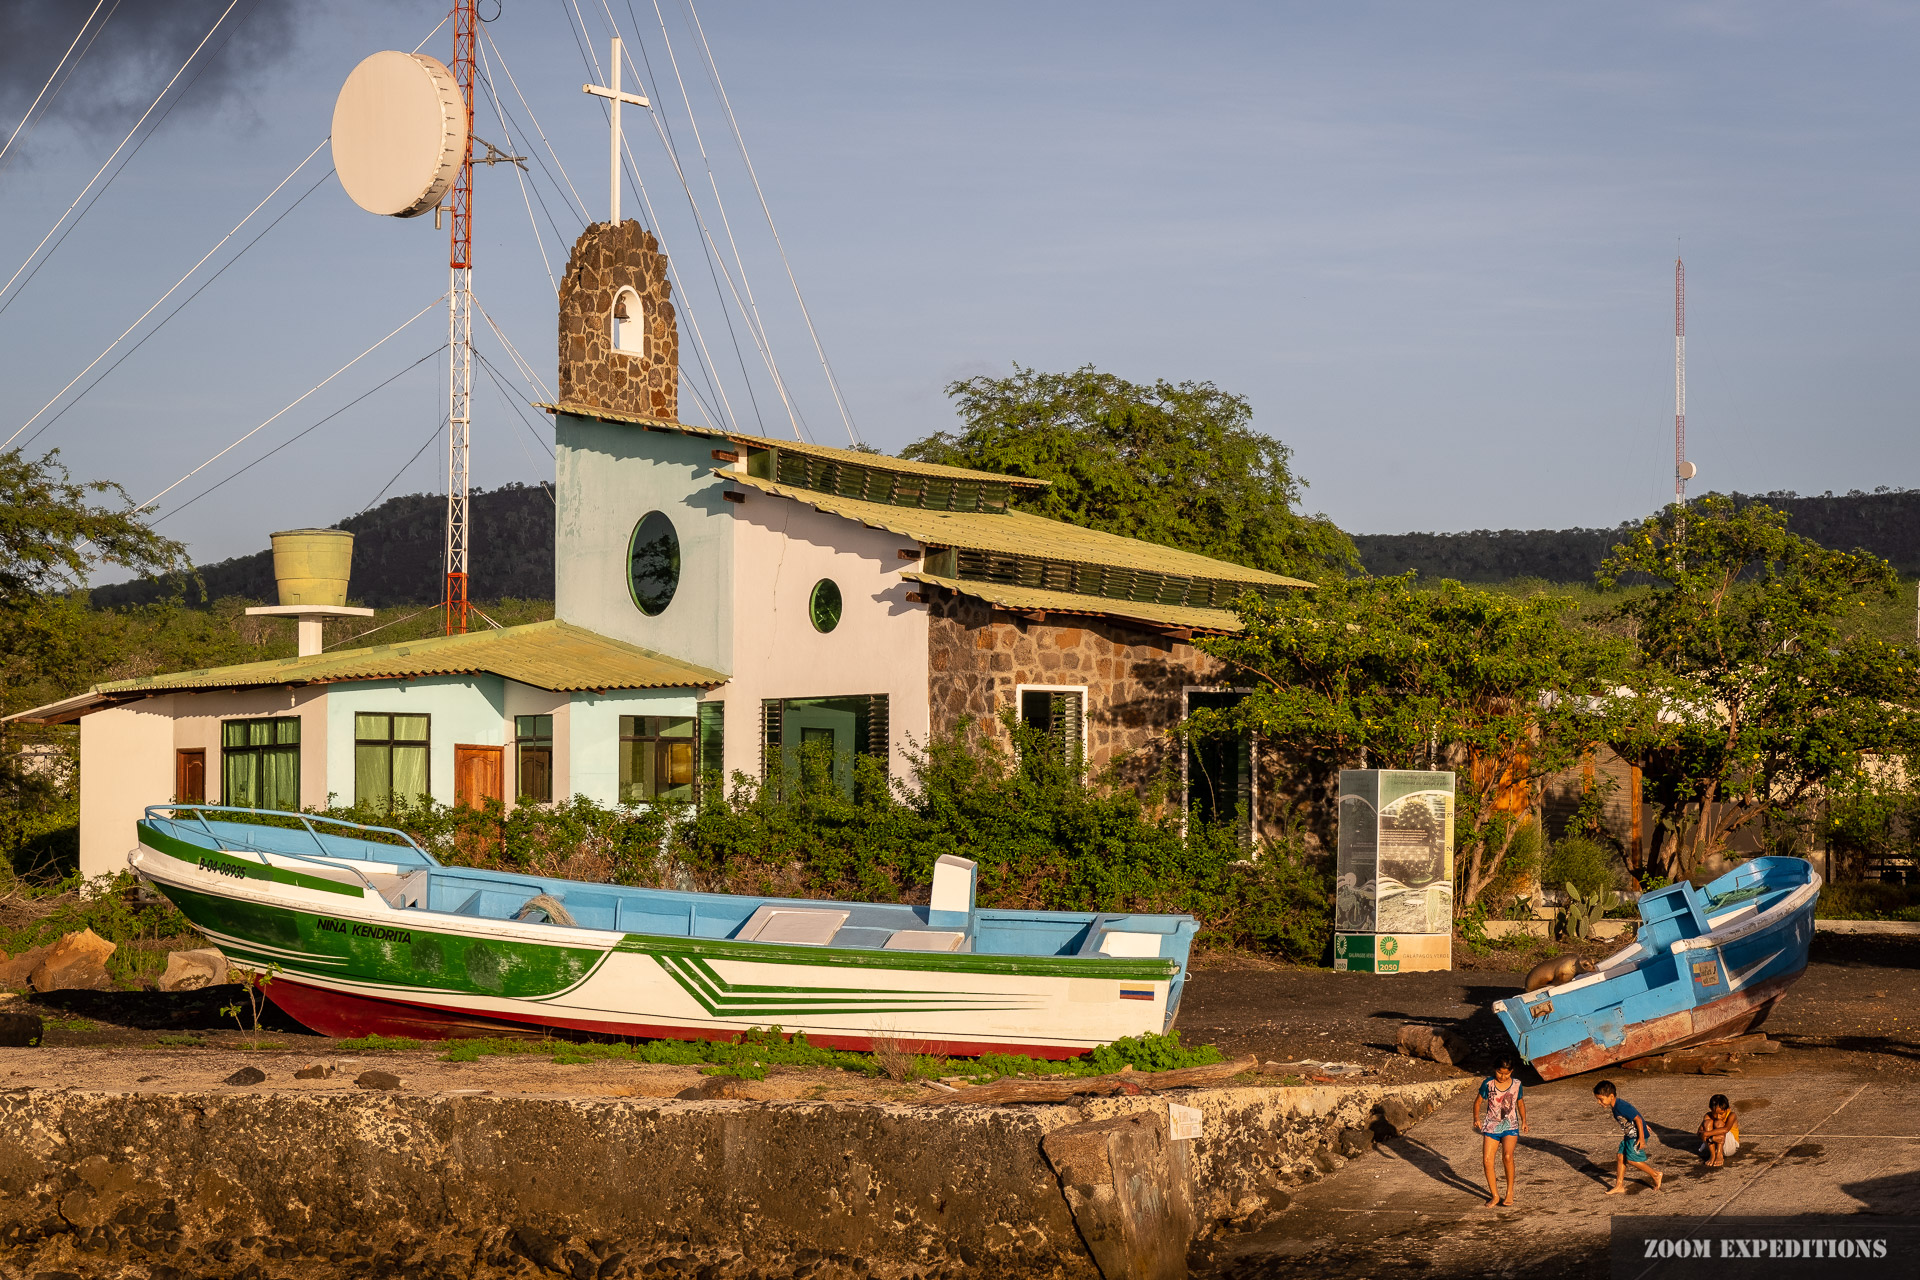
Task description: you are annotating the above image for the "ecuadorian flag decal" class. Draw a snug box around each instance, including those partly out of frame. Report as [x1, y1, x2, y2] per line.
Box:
[1119, 988, 1155, 1001]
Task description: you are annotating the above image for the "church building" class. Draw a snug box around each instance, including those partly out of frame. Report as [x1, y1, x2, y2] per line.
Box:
[15, 221, 1311, 879]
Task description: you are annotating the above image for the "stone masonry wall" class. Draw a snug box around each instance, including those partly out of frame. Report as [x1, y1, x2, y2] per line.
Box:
[927, 593, 1231, 797]
[557, 220, 678, 421]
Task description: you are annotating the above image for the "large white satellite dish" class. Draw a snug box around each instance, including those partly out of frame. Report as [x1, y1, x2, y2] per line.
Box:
[331, 51, 468, 218]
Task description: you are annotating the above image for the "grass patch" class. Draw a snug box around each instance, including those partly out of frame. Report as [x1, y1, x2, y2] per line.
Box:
[439, 1028, 1222, 1083]
[155, 1033, 205, 1047]
[1817, 882, 1920, 921]
[40, 1016, 95, 1032]
[336, 1034, 422, 1052]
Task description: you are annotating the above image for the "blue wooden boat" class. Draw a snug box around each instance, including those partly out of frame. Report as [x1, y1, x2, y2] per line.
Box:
[130, 805, 1198, 1058]
[1493, 857, 1820, 1078]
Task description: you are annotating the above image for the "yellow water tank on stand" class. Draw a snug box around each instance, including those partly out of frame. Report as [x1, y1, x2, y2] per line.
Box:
[269, 530, 354, 607]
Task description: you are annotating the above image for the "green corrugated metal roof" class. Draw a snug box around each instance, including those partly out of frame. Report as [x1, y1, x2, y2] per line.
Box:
[92, 620, 725, 696]
[903, 573, 1247, 634]
[725, 472, 1314, 589]
[541, 402, 1050, 489]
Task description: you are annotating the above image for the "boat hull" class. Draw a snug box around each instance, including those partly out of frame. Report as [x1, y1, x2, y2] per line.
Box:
[1524, 971, 1798, 1080]
[1494, 856, 1819, 1079]
[132, 826, 1185, 1058]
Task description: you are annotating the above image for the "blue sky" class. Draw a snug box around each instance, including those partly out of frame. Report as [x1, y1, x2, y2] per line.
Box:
[2, 1, 1916, 574]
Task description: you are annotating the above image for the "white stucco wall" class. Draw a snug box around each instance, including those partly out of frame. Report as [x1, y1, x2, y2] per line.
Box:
[566, 688, 703, 807]
[163, 686, 331, 810]
[554, 414, 734, 674]
[78, 699, 178, 880]
[719, 494, 931, 784]
[324, 676, 506, 808]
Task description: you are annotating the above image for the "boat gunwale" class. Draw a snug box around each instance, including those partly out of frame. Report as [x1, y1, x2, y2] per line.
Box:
[132, 831, 1184, 980]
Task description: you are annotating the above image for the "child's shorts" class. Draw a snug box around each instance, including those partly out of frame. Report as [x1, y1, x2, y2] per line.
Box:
[1700, 1134, 1739, 1157]
[1619, 1136, 1650, 1163]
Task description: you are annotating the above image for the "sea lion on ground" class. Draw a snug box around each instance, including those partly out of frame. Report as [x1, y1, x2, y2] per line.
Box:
[1524, 953, 1597, 993]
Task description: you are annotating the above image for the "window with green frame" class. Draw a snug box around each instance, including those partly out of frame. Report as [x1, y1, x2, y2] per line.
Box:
[620, 715, 695, 804]
[1186, 689, 1252, 844]
[354, 713, 430, 810]
[516, 715, 553, 804]
[221, 717, 300, 810]
[759, 695, 888, 799]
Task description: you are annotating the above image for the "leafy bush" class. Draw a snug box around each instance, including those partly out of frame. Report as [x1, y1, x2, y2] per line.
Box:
[326, 716, 1332, 962]
[1816, 881, 1920, 920]
[1543, 834, 1621, 901]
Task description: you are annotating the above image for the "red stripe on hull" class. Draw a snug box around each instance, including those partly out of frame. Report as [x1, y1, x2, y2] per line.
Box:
[265, 975, 1097, 1059]
[1527, 971, 1800, 1080]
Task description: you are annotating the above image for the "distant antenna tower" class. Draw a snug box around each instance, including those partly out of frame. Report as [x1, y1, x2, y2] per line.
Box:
[1674, 257, 1695, 503]
[444, 0, 476, 634]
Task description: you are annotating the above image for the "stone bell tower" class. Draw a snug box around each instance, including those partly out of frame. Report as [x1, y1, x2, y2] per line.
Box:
[557, 220, 678, 421]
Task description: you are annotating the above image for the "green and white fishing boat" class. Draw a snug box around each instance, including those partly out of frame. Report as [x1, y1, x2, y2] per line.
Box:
[132, 806, 1198, 1058]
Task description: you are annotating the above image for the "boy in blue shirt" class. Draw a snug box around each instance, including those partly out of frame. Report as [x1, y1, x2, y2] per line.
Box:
[1593, 1080, 1662, 1194]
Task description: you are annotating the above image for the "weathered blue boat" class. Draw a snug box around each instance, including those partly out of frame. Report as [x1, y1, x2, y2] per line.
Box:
[1494, 857, 1820, 1078]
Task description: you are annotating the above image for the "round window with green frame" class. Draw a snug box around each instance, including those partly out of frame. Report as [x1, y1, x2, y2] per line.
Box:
[627, 510, 680, 616]
[809, 578, 842, 633]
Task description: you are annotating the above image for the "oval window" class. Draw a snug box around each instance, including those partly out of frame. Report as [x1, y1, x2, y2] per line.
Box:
[628, 511, 680, 616]
[809, 579, 842, 633]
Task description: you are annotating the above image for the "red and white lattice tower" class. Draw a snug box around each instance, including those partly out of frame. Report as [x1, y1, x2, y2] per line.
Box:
[444, 0, 477, 634]
[1674, 257, 1689, 505]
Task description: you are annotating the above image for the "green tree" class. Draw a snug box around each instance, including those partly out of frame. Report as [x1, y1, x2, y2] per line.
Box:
[903, 364, 1356, 579]
[0, 448, 186, 873]
[1197, 574, 1630, 910]
[1597, 497, 1920, 879]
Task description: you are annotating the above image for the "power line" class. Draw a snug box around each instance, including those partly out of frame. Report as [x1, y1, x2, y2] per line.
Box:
[0, 0, 243, 314]
[681, 0, 861, 445]
[362, 418, 448, 514]
[5, 138, 331, 449]
[15, 168, 335, 452]
[625, 0, 805, 441]
[157, 346, 446, 523]
[0, 0, 108, 169]
[134, 294, 446, 512]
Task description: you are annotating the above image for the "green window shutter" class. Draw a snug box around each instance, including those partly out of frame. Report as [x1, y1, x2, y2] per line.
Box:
[760, 699, 781, 783]
[1056, 691, 1084, 769]
[865, 694, 889, 776]
[697, 701, 725, 796]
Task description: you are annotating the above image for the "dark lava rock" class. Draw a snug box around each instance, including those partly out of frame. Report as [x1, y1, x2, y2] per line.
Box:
[1334, 1126, 1374, 1158]
[223, 1066, 266, 1087]
[0, 1012, 44, 1047]
[1376, 1096, 1415, 1138]
[355, 1070, 402, 1091]
[674, 1074, 748, 1100]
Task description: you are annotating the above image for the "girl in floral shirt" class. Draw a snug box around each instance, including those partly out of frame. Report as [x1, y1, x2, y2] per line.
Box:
[1473, 1059, 1529, 1206]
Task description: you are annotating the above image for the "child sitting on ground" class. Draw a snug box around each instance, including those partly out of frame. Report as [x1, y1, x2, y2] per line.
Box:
[1696, 1094, 1739, 1166]
[1593, 1080, 1662, 1194]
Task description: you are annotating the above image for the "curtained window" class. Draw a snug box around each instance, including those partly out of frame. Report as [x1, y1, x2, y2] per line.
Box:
[619, 716, 695, 804]
[516, 715, 553, 804]
[355, 713, 430, 810]
[220, 718, 300, 810]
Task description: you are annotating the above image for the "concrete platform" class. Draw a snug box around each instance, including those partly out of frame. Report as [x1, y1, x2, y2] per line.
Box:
[1209, 1070, 1920, 1278]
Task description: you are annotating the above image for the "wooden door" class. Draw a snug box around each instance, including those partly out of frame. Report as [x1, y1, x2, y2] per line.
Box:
[175, 749, 206, 803]
[454, 745, 503, 808]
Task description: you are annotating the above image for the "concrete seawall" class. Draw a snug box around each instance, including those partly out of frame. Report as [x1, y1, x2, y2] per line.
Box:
[0, 1078, 1469, 1279]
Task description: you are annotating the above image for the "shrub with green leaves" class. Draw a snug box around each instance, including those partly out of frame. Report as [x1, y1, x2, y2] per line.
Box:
[325, 715, 1332, 962]
[1543, 834, 1622, 901]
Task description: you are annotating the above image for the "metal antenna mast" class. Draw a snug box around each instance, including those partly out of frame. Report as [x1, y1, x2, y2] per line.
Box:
[444, 0, 477, 635]
[1674, 257, 1690, 505]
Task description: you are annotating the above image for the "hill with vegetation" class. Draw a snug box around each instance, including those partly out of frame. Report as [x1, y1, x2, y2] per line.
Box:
[92, 483, 556, 609]
[1355, 489, 1920, 582]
